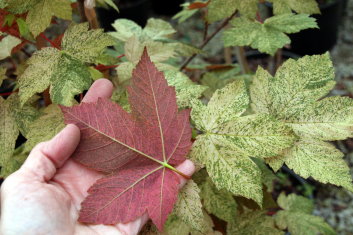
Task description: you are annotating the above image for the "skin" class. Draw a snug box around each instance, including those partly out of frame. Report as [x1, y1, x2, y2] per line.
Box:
[0, 79, 195, 235]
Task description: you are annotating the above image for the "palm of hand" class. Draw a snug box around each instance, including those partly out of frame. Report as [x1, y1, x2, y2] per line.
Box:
[0, 79, 194, 235]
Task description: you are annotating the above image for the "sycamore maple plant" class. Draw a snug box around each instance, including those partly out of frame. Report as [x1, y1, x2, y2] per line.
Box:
[0, 0, 352, 234]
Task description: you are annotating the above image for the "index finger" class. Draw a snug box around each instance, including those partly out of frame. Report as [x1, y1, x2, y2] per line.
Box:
[82, 78, 114, 103]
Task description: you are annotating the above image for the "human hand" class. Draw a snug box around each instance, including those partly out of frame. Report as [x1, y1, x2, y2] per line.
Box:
[0, 79, 195, 235]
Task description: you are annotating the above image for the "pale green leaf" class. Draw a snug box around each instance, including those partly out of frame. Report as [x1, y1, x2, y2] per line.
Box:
[164, 71, 207, 109]
[227, 210, 283, 235]
[223, 14, 317, 55]
[164, 215, 190, 235]
[172, 2, 199, 23]
[277, 192, 314, 214]
[16, 18, 30, 37]
[265, 155, 285, 172]
[144, 18, 176, 40]
[269, 0, 320, 15]
[253, 158, 277, 192]
[7, 93, 40, 137]
[275, 193, 335, 235]
[200, 177, 237, 222]
[117, 61, 134, 83]
[0, 35, 21, 60]
[25, 104, 65, 152]
[110, 19, 143, 42]
[0, 146, 27, 177]
[26, 0, 72, 37]
[284, 140, 353, 191]
[18, 47, 59, 105]
[103, 0, 119, 12]
[0, 97, 18, 168]
[174, 180, 205, 232]
[62, 23, 116, 64]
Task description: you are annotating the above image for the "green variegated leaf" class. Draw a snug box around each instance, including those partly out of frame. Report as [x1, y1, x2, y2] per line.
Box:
[275, 193, 335, 235]
[18, 47, 59, 105]
[0, 35, 21, 60]
[173, 180, 204, 232]
[269, 0, 320, 15]
[284, 140, 353, 191]
[0, 97, 18, 168]
[164, 215, 190, 235]
[62, 23, 116, 64]
[191, 134, 263, 205]
[25, 104, 65, 152]
[191, 80, 295, 204]
[26, 0, 72, 37]
[227, 210, 283, 235]
[250, 54, 353, 190]
[5, 0, 37, 14]
[199, 177, 237, 222]
[286, 97, 353, 141]
[191, 80, 248, 131]
[223, 14, 317, 55]
[164, 71, 207, 109]
[0, 145, 27, 178]
[7, 93, 40, 137]
[207, 0, 259, 23]
[49, 53, 91, 106]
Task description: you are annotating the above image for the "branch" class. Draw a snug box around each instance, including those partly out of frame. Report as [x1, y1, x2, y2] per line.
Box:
[179, 11, 237, 71]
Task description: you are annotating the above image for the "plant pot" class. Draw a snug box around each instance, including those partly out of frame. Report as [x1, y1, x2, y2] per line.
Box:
[150, 0, 184, 16]
[96, 0, 151, 31]
[265, 0, 344, 56]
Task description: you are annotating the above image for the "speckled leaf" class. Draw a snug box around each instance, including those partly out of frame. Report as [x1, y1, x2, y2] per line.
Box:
[284, 140, 353, 192]
[227, 210, 283, 235]
[199, 177, 237, 222]
[49, 53, 91, 106]
[0, 145, 27, 178]
[269, 0, 320, 15]
[191, 134, 263, 205]
[26, 0, 72, 37]
[286, 96, 353, 141]
[7, 93, 40, 137]
[173, 180, 205, 232]
[164, 215, 190, 235]
[25, 104, 65, 152]
[0, 35, 21, 60]
[191, 80, 248, 131]
[207, 0, 259, 23]
[223, 14, 317, 55]
[164, 71, 207, 109]
[275, 193, 335, 235]
[18, 47, 59, 105]
[191, 80, 295, 204]
[61, 23, 116, 64]
[5, 0, 37, 14]
[0, 97, 18, 168]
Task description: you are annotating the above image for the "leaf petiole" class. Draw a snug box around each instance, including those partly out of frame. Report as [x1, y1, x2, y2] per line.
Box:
[162, 162, 191, 180]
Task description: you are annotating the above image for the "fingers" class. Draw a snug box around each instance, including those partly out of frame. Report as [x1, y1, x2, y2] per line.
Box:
[82, 78, 114, 103]
[20, 124, 80, 182]
[176, 160, 196, 188]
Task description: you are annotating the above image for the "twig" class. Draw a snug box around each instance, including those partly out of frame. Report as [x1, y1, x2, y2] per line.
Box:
[40, 33, 60, 49]
[235, 46, 250, 74]
[179, 11, 237, 71]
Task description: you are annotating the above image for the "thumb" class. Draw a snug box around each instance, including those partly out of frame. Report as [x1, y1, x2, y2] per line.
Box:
[19, 124, 80, 182]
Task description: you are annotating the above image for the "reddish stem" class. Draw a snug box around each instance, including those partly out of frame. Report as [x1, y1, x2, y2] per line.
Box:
[256, 12, 264, 23]
[117, 54, 125, 59]
[0, 91, 15, 97]
[95, 64, 119, 71]
[40, 33, 60, 49]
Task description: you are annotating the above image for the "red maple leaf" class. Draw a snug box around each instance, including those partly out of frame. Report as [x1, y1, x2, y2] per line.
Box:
[61, 48, 192, 230]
